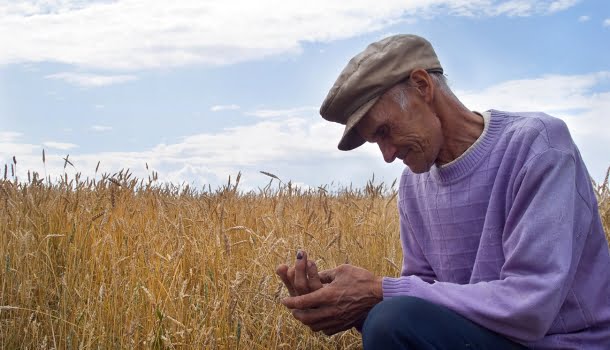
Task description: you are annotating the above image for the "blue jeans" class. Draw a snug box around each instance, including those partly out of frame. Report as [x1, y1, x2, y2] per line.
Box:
[362, 296, 528, 350]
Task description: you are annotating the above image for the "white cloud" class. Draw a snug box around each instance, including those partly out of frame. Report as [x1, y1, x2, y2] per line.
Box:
[210, 104, 240, 112]
[578, 15, 590, 22]
[457, 72, 609, 113]
[604, 18, 610, 27]
[0, 142, 40, 164]
[0, 114, 360, 189]
[457, 71, 610, 182]
[43, 141, 78, 150]
[0, 1, 108, 16]
[491, 1, 535, 16]
[487, 0, 580, 17]
[246, 106, 318, 118]
[150, 117, 344, 167]
[0, 1, 580, 71]
[46, 72, 137, 87]
[3, 71, 609, 188]
[548, 0, 580, 13]
[91, 125, 112, 132]
[0, 131, 23, 142]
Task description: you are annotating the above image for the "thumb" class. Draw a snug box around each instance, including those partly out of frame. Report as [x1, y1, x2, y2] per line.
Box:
[306, 260, 323, 291]
[318, 267, 339, 284]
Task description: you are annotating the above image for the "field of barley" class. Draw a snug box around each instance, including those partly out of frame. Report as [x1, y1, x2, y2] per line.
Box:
[1, 166, 609, 349]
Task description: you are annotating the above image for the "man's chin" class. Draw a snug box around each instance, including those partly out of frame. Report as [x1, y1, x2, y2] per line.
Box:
[408, 167, 428, 174]
[404, 161, 433, 174]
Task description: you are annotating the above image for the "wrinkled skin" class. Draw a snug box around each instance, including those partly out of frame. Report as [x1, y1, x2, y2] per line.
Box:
[355, 70, 444, 173]
[276, 251, 382, 335]
[276, 250, 322, 297]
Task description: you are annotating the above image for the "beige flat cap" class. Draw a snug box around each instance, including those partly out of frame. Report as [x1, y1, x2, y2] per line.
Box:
[319, 34, 443, 151]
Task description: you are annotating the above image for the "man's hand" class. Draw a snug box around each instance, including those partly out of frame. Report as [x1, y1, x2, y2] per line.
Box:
[276, 250, 323, 297]
[281, 264, 383, 336]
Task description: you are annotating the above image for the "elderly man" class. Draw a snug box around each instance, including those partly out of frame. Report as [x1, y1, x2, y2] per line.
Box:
[276, 34, 610, 349]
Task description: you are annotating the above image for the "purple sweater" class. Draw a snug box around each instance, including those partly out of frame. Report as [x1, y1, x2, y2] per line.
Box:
[383, 110, 610, 349]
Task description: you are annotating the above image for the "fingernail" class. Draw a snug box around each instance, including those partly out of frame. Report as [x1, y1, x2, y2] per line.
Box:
[307, 261, 312, 268]
[296, 250, 303, 260]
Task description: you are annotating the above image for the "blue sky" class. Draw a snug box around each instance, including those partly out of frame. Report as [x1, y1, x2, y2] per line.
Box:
[1, 0, 609, 190]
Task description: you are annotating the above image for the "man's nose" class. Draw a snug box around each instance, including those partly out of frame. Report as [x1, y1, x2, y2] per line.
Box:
[378, 141, 396, 163]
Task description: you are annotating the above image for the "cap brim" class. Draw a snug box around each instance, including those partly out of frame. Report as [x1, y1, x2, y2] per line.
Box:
[337, 97, 379, 151]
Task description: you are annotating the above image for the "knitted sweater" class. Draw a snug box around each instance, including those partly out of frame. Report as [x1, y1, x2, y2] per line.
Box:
[383, 110, 610, 349]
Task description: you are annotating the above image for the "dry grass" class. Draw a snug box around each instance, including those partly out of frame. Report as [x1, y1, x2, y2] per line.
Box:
[0, 169, 401, 349]
[595, 169, 610, 244]
[0, 167, 608, 349]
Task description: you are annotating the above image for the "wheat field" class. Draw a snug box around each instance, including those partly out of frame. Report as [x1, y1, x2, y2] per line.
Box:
[1, 166, 609, 349]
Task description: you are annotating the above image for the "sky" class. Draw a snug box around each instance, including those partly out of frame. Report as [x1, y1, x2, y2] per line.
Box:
[1, 0, 609, 191]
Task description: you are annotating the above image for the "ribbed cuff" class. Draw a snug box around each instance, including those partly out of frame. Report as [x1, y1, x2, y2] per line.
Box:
[382, 276, 414, 298]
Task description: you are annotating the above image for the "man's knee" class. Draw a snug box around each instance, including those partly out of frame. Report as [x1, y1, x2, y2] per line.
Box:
[363, 296, 436, 346]
[363, 299, 399, 340]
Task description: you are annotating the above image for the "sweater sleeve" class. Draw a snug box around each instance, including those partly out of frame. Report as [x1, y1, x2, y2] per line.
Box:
[383, 148, 592, 343]
[398, 197, 437, 283]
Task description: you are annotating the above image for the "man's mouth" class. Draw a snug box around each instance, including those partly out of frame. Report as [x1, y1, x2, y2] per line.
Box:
[397, 149, 409, 161]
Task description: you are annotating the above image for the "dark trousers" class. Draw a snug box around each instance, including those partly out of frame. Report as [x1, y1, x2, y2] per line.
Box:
[362, 296, 528, 350]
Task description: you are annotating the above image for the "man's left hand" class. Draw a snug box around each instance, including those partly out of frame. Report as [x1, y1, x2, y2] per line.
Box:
[281, 264, 383, 335]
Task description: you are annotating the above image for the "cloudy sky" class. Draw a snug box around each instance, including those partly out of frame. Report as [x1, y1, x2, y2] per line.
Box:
[1, 0, 609, 190]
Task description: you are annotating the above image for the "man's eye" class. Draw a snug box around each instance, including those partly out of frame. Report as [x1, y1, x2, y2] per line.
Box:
[376, 126, 388, 138]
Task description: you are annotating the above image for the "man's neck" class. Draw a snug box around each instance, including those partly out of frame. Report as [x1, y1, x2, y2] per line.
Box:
[434, 98, 485, 166]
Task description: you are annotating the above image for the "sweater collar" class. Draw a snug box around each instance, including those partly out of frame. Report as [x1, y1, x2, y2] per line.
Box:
[429, 110, 504, 183]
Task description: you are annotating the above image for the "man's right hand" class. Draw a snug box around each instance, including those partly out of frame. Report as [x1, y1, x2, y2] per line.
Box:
[276, 250, 323, 297]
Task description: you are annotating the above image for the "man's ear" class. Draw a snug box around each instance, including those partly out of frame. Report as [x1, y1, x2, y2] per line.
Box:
[409, 69, 434, 103]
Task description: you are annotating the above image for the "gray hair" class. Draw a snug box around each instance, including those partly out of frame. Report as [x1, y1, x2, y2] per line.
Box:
[430, 72, 451, 95]
[389, 82, 410, 110]
[390, 72, 454, 111]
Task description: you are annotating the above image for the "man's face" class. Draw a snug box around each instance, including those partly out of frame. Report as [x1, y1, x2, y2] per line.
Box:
[354, 84, 443, 174]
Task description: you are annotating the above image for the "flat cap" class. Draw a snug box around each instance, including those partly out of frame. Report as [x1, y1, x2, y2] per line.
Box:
[319, 34, 443, 151]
